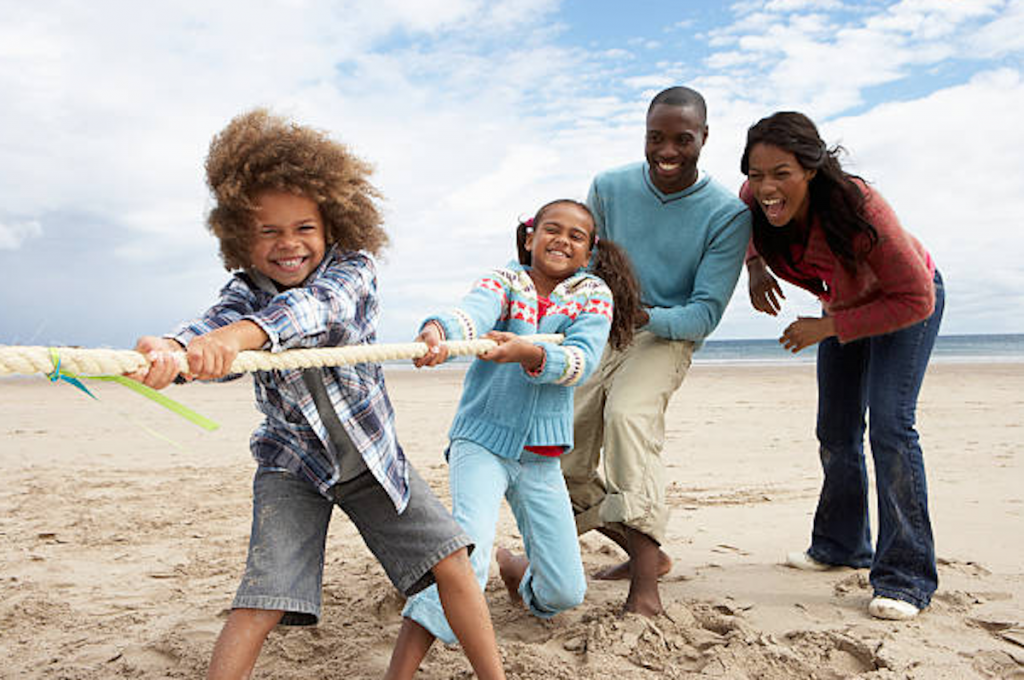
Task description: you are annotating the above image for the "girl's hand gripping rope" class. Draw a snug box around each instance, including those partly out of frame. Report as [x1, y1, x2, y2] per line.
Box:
[478, 331, 544, 372]
[413, 322, 449, 368]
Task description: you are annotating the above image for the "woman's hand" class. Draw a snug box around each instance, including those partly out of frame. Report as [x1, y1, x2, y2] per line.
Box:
[128, 336, 184, 389]
[413, 322, 449, 368]
[780, 316, 836, 353]
[479, 331, 544, 372]
[747, 257, 785, 316]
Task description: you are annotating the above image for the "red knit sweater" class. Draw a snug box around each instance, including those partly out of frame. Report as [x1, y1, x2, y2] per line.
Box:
[741, 180, 935, 343]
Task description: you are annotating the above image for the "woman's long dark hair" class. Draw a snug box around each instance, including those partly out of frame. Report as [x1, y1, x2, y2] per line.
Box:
[740, 112, 878, 288]
[516, 199, 642, 350]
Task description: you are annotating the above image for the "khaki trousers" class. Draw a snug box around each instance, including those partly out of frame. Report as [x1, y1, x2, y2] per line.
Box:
[561, 330, 693, 545]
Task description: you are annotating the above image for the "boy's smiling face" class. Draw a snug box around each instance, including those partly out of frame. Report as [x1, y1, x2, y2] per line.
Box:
[249, 190, 326, 289]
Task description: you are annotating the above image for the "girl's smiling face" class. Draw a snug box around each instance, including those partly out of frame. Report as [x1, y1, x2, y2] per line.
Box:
[746, 143, 817, 228]
[249, 190, 326, 288]
[525, 202, 594, 290]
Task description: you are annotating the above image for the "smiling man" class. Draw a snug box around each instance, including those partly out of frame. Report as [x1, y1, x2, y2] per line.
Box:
[561, 86, 752, 616]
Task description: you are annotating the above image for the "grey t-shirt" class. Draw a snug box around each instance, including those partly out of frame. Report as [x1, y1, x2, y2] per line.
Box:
[301, 368, 368, 483]
[245, 268, 368, 484]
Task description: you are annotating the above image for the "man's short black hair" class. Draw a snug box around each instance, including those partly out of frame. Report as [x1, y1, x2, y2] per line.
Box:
[648, 86, 707, 123]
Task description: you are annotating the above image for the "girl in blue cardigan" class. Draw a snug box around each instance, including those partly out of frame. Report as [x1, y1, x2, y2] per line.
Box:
[385, 199, 642, 678]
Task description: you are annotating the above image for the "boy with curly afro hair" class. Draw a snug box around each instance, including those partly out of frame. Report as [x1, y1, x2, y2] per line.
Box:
[131, 109, 505, 680]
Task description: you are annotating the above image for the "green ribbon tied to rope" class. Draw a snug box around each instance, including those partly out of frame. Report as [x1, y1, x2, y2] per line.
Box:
[46, 347, 219, 431]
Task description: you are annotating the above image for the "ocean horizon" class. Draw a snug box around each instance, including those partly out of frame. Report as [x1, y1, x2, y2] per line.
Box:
[694, 332, 1024, 365]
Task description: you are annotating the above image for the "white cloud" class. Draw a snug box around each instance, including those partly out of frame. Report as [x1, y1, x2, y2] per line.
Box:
[0, 220, 42, 250]
[622, 74, 677, 90]
[696, 0, 1018, 118]
[968, 0, 1024, 56]
[867, 0, 1005, 39]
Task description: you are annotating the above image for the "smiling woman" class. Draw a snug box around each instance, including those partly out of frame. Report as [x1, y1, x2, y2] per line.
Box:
[744, 144, 816, 229]
[740, 111, 943, 623]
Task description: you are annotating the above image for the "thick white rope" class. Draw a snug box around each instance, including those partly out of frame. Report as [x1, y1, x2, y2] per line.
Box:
[0, 335, 564, 377]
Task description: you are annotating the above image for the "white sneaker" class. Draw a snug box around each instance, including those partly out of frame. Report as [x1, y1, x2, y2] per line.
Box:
[868, 596, 919, 620]
[784, 551, 834, 571]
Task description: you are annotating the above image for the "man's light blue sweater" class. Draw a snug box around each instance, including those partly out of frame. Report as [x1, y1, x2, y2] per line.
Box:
[587, 163, 752, 341]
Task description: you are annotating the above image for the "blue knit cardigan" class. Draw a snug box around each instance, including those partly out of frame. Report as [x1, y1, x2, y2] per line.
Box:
[425, 261, 612, 460]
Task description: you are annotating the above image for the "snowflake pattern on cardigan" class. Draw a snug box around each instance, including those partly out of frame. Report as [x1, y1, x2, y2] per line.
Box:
[420, 261, 613, 460]
[442, 266, 613, 356]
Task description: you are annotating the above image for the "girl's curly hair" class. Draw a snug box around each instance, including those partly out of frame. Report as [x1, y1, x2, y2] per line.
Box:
[204, 108, 387, 270]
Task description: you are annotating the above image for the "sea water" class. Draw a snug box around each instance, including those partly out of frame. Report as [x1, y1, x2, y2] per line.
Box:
[695, 333, 1024, 365]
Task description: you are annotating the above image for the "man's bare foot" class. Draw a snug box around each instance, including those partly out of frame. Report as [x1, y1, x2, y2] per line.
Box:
[495, 548, 528, 605]
[623, 591, 664, 617]
[622, 527, 664, 618]
[592, 550, 673, 581]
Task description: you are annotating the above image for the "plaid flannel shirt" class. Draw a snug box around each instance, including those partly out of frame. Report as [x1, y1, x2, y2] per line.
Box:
[169, 247, 410, 511]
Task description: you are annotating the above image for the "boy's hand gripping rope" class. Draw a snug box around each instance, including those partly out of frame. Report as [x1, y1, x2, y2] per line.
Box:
[0, 335, 565, 377]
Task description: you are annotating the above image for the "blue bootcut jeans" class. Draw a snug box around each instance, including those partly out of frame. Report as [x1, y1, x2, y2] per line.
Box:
[806, 271, 944, 610]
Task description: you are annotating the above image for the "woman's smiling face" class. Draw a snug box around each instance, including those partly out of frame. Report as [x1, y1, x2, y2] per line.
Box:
[746, 143, 817, 228]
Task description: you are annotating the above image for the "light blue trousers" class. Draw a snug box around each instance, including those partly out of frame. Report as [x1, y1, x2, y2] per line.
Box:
[402, 438, 587, 644]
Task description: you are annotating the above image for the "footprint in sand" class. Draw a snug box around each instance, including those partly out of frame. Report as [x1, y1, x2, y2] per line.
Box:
[832, 572, 871, 597]
[938, 556, 992, 577]
[711, 543, 751, 556]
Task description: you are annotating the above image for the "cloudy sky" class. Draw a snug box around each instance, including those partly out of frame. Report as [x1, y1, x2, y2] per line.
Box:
[2, 0, 1022, 350]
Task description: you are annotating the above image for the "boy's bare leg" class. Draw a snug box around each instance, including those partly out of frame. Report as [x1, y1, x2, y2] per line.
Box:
[207, 608, 283, 680]
[386, 548, 503, 680]
[623, 528, 664, 617]
[384, 618, 436, 680]
[434, 548, 505, 679]
[495, 548, 527, 605]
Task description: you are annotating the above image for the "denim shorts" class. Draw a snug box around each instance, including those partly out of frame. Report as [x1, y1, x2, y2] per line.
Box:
[233, 464, 472, 625]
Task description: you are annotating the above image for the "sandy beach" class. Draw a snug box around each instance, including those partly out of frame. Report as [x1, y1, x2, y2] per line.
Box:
[1, 361, 1022, 679]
